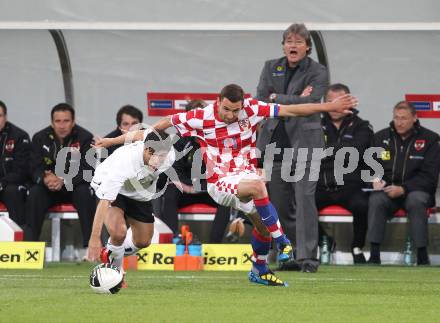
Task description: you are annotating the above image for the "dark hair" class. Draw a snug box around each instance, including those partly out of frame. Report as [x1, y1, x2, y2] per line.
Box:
[394, 101, 416, 116]
[116, 105, 143, 126]
[327, 83, 351, 94]
[219, 84, 244, 103]
[185, 99, 207, 112]
[144, 130, 171, 154]
[0, 100, 6, 115]
[51, 103, 75, 121]
[282, 23, 312, 55]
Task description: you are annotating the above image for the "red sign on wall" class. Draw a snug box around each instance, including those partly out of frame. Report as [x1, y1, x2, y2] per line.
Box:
[405, 94, 440, 118]
[147, 92, 218, 116]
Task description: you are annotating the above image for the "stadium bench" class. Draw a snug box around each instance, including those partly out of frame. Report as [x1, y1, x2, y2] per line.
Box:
[177, 203, 217, 221]
[0, 201, 8, 216]
[48, 202, 217, 261]
[48, 204, 78, 262]
[0, 202, 24, 241]
[318, 205, 440, 223]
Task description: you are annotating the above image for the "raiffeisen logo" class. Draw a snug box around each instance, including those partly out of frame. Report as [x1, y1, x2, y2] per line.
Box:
[0, 253, 21, 262]
[134, 244, 253, 271]
[0, 242, 45, 269]
[203, 252, 252, 266]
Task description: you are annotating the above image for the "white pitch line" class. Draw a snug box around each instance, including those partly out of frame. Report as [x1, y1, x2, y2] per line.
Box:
[0, 273, 438, 284]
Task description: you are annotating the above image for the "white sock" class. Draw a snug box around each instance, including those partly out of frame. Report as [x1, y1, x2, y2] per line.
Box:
[107, 241, 125, 269]
[123, 227, 139, 256]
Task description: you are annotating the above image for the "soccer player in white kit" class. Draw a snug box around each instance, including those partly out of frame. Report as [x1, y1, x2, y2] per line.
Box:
[87, 131, 175, 286]
[95, 84, 356, 286]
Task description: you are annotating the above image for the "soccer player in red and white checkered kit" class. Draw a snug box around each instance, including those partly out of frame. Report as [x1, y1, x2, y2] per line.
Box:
[95, 84, 357, 286]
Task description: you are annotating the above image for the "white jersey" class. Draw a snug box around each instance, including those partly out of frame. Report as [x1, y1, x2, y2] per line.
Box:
[91, 141, 175, 202]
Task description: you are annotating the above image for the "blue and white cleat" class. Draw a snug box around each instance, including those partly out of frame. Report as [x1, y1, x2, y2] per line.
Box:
[278, 243, 294, 263]
[248, 270, 288, 287]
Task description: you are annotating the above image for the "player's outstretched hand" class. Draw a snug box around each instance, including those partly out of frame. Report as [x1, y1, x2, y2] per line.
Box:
[91, 137, 113, 149]
[332, 94, 358, 114]
[86, 236, 103, 262]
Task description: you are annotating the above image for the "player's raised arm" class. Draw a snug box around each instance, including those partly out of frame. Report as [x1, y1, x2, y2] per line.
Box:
[93, 116, 174, 148]
[277, 94, 358, 117]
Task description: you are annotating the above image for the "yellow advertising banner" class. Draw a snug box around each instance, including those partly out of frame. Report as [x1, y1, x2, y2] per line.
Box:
[137, 244, 176, 270]
[136, 244, 253, 271]
[202, 244, 253, 271]
[0, 242, 45, 269]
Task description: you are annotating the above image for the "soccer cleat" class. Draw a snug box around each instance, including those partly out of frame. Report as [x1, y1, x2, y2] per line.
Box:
[248, 270, 288, 287]
[100, 247, 111, 264]
[100, 247, 128, 288]
[278, 243, 294, 263]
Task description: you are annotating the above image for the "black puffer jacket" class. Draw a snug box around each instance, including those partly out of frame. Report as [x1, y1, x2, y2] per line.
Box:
[173, 136, 207, 191]
[30, 125, 94, 187]
[373, 120, 440, 199]
[0, 122, 31, 187]
[318, 111, 374, 190]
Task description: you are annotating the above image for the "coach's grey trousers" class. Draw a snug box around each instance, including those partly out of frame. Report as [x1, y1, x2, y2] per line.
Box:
[268, 161, 319, 264]
[367, 191, 431, 248]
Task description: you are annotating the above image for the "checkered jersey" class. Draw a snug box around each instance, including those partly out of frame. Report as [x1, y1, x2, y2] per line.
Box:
[171, 98, 278, 183]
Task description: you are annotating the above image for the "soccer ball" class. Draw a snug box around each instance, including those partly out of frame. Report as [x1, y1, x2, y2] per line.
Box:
[89, 263, 123, 294]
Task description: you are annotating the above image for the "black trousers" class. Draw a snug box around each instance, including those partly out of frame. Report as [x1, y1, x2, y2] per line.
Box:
[25, 183, 96, 247]
[315, 185, 369, 249]
[160, 183, 231, 242]
[0, 184, 27, 225]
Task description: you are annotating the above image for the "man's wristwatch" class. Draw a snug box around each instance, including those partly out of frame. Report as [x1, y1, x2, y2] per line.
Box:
[269, 93, 277, 103]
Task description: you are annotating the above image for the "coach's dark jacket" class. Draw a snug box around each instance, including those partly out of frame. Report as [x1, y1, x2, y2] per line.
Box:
[0, 121, 31, 187]
[373, 121, 440, 200]
[318, 110, 374, 190]
[30, 125, 94, 188]
[256, 56, 329, 161]
[173, 136, 207, 191]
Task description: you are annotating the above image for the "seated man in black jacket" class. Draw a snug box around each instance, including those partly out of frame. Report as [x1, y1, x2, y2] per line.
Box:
[316, 84, 373, 264]
[368, 101, 440, 265]
[160, 100, 231, 242]
[25, 103, 96, 247]
[104, 105, 143, 156]
[0, 100, 31, 226]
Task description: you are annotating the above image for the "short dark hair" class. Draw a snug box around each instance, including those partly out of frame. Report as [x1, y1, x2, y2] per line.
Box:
[282, 23, 312, 55]
[144, 130, 171, 154]
[327, 83, 351, 94]
[0, 100, 7, 115]
[394, 101, 416, 116]
[51, 103, 75, 121]
[185, 99, 207, 112]
[219, 84, 244, 103]
[116, 105, 143, 127]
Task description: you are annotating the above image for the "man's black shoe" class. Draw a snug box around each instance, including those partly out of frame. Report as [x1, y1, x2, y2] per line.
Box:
[352, 248, 367, 264]
[417, 248, 430, 266]
[367, 257, 381, 265]
[300, 263, 318, 273]
[417, 257, 430, 266]
[278, 259, 301, 271]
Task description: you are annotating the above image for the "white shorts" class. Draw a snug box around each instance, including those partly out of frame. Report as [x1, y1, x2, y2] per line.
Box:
[207, 172, 262, 214]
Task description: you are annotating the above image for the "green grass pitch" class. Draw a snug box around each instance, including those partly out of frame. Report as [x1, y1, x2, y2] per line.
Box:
[1, 263, 439, 323]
